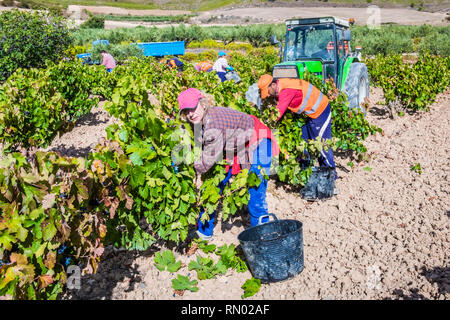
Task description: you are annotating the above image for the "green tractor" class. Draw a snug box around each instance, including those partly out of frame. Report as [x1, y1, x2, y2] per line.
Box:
[248, 17, 369, 114]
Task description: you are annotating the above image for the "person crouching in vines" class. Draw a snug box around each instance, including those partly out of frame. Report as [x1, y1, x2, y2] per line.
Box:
[257, 74, 337, 179]
[177, 88, 280, 240]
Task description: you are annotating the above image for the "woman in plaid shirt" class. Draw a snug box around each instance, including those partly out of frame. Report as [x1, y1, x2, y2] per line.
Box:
[178, 88, 280, 240]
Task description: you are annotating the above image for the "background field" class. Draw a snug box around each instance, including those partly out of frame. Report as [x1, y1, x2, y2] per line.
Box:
[14, 0, 450, 12]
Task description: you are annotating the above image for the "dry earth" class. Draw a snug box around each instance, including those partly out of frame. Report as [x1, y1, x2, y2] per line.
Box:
[196, 6, 449, 25]
[63, 5, 449, 29]
[41, 102, 119, 158]
[53, 85, 450, 300]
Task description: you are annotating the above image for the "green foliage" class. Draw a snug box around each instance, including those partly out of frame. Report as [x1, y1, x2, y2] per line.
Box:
[188, 39, 253, 52]
[351, 25, 450, 57]
[215, 244, 248, 273]
[191, 238, 216, 253]
[188, 243, 248, 280]
[97, 14, 194, 23]
[411, 163, 422, 174]
[366, 53, 450, 111]
[171, 274, 198, 292]
[89, 42, 144, 63]
[241, 277, 261, 299]
[0, 151, 108, 300]
[0, 61, 109, 151]
[188, 255, 226, 280]
[80, 16, 105, 29]
[154, 250, 181, 272]
[0, 9, 72, 81]
[417, 32, 450, 57]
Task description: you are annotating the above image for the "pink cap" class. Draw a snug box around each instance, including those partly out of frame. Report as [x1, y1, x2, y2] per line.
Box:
[177, 88, 203, 112]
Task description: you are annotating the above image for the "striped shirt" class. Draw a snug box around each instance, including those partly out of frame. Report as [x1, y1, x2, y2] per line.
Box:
[193, 107, 255, 174]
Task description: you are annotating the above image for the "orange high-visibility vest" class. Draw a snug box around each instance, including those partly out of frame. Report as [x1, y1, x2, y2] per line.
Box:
[327, 41, 349, 54]
[277, 78, 329, 119]
[196, 61, 213, 72]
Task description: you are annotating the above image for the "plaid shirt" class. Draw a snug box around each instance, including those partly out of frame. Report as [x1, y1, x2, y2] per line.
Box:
[194, 107, 255, 174]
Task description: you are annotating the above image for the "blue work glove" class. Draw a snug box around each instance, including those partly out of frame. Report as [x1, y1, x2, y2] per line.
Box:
[226, 66, 234, 71]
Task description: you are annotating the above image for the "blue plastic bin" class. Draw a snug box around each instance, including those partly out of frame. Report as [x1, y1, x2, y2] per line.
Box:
[76, 53, 92, 59]
[92, 40, 110, 46]
[136, 41, 185, 57]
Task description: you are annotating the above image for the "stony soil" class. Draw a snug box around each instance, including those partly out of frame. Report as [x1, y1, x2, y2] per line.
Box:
[41, 102, 119, 158]
[56, 86, 449, 300]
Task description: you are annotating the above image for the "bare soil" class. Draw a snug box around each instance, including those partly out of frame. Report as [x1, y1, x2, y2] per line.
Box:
[41, 102, 119, 158]
[64, 5, 449, 28]
[196, 6, 449, 25]
[56, 87, 449, 300]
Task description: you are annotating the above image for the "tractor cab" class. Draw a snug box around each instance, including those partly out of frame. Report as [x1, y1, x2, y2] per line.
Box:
[272, 17, 361, 91]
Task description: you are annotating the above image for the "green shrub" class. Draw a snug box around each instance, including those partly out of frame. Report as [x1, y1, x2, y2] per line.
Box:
[366, 54, 450, 111]
[418, 32, 450, 56]
[0, 151, 108, 299]
[80, 16, 105, 29]
[0, 61, 109, 151]
[89, 42, 144, 63]
[0, 9, 72, 81]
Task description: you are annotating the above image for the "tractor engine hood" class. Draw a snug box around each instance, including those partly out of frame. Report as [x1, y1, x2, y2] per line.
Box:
[273, 60, 326, 81]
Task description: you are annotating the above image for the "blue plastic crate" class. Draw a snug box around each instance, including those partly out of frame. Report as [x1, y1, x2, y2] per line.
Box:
[136, 41, 185, 57]
[76, 53, 92, 59]
[92, 39, 110, 46]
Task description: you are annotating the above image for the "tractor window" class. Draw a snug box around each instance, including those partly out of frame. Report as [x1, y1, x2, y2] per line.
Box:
[284, 24, 335, 62]
[336, 29, 349, 60]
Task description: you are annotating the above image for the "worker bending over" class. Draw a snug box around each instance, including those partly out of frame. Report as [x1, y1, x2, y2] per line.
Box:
[213, 51, 233, 82]
[195, 60, 213, 73]
[177, 88, 279, 240]
[100, 50, 116, 73]
[163, 56, 184, 72]
[257, 74, 336, 171]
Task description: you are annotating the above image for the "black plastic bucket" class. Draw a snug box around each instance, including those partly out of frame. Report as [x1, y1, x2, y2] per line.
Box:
[300, 166, 336, 200]
[237, 214, 304, 283]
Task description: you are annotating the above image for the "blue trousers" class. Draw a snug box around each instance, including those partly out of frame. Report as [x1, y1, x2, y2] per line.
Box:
[197, 139, 272, 237]
[217, 71, 227, 82]
[300, 104, 336, 169]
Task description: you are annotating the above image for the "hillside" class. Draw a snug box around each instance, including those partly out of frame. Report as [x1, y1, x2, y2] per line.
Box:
[6, 0, 450, 12]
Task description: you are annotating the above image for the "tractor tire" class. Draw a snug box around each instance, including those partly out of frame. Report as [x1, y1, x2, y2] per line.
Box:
[342, 62, 370, 115]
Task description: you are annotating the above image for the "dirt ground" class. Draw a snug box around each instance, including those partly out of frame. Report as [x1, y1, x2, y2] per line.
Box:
[64, 5, 449, 28]
[53, 84, 450, 300]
